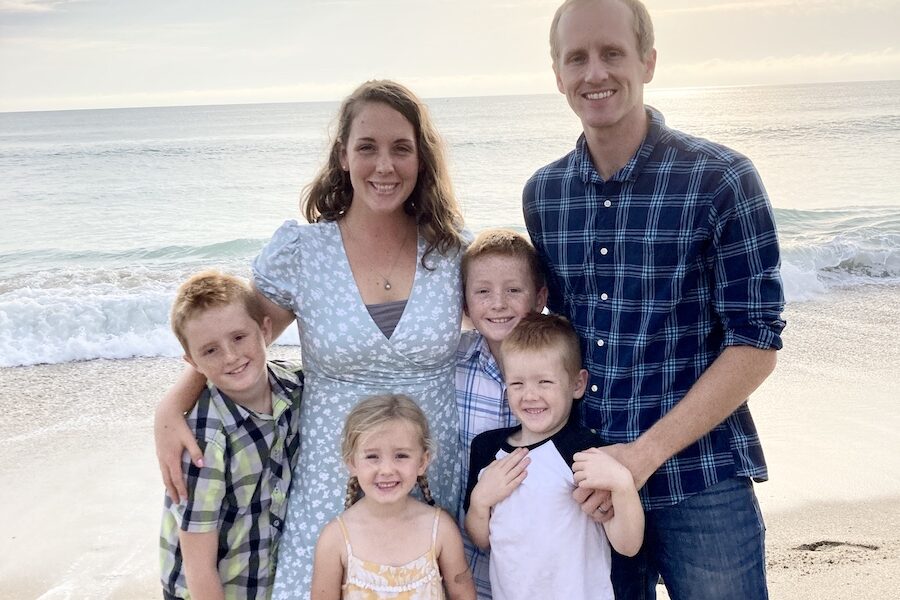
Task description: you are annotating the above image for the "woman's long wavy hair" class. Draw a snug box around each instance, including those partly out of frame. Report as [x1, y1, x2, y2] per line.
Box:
[302, 80, 464, 266]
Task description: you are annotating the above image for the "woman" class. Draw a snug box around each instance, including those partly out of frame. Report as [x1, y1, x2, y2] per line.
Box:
[156, 80, 466, 599]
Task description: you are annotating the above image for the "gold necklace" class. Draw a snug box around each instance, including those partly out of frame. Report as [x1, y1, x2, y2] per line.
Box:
[340, 220, 413, 291]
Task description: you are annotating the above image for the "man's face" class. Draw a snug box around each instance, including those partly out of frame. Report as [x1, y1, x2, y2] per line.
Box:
[553, 0, 656, 137]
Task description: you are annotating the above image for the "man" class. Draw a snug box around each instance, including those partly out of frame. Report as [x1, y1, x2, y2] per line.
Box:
[523, 1, 786, 598]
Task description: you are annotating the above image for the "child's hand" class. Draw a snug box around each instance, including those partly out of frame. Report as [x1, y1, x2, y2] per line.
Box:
[572, 447, 635, 494]
[470, 447, 530, 510]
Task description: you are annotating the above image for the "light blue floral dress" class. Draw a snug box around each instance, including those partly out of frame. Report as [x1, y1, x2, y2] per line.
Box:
[252, 220, 463, 600]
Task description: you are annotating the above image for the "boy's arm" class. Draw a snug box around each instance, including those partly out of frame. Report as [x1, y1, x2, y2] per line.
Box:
[436, 510, 476, 600]
[572, 448, 644, 556]
[155, 366, 206, 503]
[465, 446, 529, 550]
[464, 501, 491, 551]
[310, 520, 344, 600]
[179, 530, 225, 600]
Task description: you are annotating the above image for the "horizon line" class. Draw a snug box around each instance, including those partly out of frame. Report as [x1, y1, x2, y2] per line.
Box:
[2, 77, 897, 116]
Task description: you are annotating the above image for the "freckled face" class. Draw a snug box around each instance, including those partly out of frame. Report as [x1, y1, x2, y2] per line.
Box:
[182, 304, 271, 404]
[341, 102, 420, 217]
[465, 255, 547, 354]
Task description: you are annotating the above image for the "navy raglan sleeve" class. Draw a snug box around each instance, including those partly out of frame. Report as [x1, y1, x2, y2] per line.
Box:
[553, 425, 605, 470]
[463, 428, 511, 512]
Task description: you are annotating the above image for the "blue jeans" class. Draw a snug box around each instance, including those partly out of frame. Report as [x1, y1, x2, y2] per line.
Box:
[611, 477, 768, 600]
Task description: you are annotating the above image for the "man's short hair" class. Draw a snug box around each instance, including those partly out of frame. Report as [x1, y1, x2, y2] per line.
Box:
[501, 313, 583, 376]
[170, 271, 266, 354]
[461, 228, 546, 292]
[550, 0, 655, 67]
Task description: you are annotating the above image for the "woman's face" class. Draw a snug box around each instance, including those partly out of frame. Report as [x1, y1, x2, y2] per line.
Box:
[341, 102, 420, 218]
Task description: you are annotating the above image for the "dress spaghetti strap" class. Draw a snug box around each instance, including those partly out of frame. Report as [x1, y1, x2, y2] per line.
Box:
[337, 516, 354, 555]
[430, 507, 440, 548]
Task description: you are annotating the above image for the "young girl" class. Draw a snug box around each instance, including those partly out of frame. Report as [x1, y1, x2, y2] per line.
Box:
[311, 395, 475, 600]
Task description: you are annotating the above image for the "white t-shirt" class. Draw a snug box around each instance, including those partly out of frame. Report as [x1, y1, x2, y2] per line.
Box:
[465, 420, 614, 600]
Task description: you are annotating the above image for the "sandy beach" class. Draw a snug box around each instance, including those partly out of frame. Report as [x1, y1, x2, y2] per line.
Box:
[1, 284, 898, 599]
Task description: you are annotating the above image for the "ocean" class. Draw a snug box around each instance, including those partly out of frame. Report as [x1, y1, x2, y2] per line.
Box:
[1, 80, 899, 368]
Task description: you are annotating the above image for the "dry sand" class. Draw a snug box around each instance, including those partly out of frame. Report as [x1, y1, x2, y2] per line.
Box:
[1, 285, 898, 599]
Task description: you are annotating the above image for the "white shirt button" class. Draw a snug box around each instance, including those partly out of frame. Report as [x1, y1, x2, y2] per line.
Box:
[604, 200, 612, 207]
[591, 384, 598, 392]
[600, 247, 608, 255]
[596, 339, 605, 347]
[600, 293, 608, 301]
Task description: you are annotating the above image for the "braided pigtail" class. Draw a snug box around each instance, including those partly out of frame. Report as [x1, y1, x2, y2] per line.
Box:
[345, 476, 362, 509]
[417, 474, 436, 506]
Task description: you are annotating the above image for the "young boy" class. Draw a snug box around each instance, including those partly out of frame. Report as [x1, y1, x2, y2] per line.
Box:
[464, 313, 644, 600]
[455, 228, 548, 599]
[160, 271, 303, 600]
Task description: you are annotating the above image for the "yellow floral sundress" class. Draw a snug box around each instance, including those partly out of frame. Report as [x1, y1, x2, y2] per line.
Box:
[338, 507, 444, 600]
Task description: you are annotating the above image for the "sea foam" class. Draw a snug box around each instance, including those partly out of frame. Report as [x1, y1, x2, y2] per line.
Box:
[0, 275, 299, 368]
[1, 229, 896, 367]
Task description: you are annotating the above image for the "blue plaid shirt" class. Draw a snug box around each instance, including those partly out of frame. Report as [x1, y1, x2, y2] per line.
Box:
[455, 330, 516, 600]
[523, 107, 785, 510]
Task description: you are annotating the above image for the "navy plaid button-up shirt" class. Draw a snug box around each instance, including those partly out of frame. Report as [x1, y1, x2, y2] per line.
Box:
[523, 107, 785, 510]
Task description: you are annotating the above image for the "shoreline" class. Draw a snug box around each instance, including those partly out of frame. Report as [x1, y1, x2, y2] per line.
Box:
[2, 285, 898, 599]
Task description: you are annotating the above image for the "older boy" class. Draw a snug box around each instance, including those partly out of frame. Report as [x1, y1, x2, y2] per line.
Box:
[524, 1, 786, 598]
[455, 228, 548, 599]
[160, 271, 303, 600]
[464, 314, 643, 600]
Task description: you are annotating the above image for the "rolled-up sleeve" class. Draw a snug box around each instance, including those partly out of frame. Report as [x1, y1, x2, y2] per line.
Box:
[710, 157, 786, 351]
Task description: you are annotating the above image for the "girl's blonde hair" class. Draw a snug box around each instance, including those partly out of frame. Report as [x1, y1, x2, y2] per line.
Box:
[302, 80, 464, 267]
[341, 394, 437, 509]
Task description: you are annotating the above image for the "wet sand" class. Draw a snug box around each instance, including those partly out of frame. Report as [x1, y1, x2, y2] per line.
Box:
[1, 285, 898, 599]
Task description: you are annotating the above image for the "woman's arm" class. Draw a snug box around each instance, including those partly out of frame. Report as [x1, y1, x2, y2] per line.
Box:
[310, 520, 345, 600]
[252, 284, 297, 342]
[436, 510, 476, 600]
[155, 366, 206, 503]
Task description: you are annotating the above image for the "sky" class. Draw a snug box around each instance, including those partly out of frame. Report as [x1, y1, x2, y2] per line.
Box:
[1, 0, 899, 112]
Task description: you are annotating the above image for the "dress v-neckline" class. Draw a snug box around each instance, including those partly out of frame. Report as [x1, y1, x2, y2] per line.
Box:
[333, 220, 421, 341]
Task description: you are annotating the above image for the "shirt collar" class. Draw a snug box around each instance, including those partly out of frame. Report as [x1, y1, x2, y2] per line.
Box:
[209, 362, 296, 433]
[473, 334, 501, 373]
[460, 331, 489, 362]
[460, 331, 503, 377]
[573, 105, 666, 184]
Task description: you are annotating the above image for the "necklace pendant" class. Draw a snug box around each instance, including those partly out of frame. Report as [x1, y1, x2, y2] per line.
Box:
[384, 282, 392, 290]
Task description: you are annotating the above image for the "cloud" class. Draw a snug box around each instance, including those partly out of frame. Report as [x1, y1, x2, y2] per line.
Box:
[657, 0, 893, 15]
[0, 0, 83, 13]
[657, 48, 900, 86]
[1, 35, 124, 51]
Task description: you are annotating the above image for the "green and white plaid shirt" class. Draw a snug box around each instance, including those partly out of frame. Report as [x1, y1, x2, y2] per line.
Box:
[160, 360, 303, 600]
